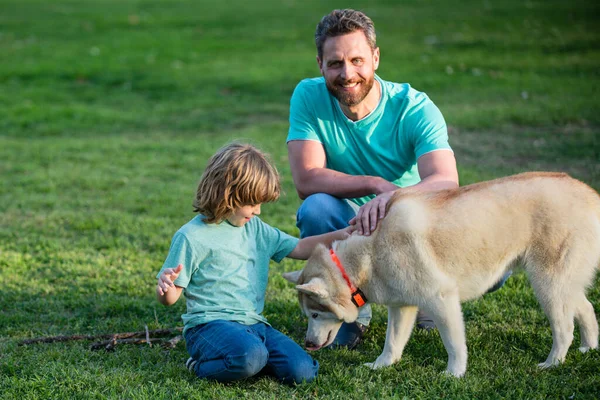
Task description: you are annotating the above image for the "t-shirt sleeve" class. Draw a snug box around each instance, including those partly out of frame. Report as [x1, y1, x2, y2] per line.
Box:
[156, 232, 196, 288]
[404, 93, 452, 158]
[287, 81, 321, 143]
[256, 219, 300, 262]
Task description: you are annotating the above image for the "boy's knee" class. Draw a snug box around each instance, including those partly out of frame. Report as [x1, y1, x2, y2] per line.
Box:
[226, 344, 269, 379]
[282, 358, 319, 385]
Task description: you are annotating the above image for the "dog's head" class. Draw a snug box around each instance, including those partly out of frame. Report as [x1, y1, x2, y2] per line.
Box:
[283, 244, 360, 351]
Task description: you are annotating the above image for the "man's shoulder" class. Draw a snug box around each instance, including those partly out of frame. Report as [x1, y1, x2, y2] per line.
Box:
[380, 78, 429, 104]
[289, 77, 331, 120]
[294, 76, 326, 94]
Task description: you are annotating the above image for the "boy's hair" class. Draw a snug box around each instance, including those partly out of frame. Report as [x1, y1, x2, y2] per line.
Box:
[193, 143, 280, 223]
[315, 9, 377, 59]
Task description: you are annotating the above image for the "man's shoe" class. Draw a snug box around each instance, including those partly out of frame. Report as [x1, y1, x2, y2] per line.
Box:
[326, 321, 367, 350]
[416, 310, 436, 331]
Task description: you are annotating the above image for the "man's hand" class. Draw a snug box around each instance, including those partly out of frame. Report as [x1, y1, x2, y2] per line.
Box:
[350, 190, 396, 236]
[157, 264, 183, 296]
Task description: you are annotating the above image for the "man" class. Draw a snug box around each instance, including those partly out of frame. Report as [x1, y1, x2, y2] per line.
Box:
[287, 9, 509, 349]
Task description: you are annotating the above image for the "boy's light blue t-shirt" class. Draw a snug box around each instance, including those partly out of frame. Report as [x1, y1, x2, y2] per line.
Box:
[287, 75, 452, 205]
[157, 215, 299, 335]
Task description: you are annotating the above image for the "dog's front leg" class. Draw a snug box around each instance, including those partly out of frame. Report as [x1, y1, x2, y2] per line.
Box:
[365, 305, 418, 369]
[426, 293, 468, 377]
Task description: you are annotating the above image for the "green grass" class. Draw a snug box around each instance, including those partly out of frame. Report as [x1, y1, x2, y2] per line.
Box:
[1, 0, 599, 398]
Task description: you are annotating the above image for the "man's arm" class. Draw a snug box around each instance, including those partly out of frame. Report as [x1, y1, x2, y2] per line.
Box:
[352, 150, 459, 235]
[414, 150, 459, 191]
[287, 140, 397, 200]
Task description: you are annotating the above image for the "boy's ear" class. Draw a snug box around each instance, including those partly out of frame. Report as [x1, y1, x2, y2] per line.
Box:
[282, 269, 303, 284]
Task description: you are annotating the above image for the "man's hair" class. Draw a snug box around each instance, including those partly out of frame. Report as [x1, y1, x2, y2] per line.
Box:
[193, 143, 280, 224]
[315, 9, 377, 59]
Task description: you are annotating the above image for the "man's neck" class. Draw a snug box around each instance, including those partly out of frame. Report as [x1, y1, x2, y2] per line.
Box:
[339, 79, 381, 122]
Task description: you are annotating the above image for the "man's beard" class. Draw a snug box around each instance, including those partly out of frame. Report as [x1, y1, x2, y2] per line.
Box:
[326, 75, 375, 107]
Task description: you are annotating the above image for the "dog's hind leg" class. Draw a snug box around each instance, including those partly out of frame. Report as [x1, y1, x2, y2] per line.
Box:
[538, 303, 575, 368]
[573, 293, 598, 353]
[532, 284, 575, 369]
[424, 291, 467, 377]
[366, 305, 418, 369]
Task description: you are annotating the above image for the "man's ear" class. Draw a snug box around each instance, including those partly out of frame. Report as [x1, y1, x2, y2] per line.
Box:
[282, 269, 303, 284]
[296, 278, 329, 299]
[316, 55, 324, 74]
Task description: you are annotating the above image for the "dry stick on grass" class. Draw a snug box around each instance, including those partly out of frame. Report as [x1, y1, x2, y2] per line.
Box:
[19, 325, 183, 350]
[163, 335, 184, 349]
[145, 325, 152, 348]
[93, 337, 167, 351]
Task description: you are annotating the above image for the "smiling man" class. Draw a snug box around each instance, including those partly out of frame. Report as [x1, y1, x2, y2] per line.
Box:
[286, 9, 464, 348]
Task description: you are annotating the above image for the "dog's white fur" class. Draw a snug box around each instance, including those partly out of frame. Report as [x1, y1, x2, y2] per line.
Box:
[284, 172, 600, 377]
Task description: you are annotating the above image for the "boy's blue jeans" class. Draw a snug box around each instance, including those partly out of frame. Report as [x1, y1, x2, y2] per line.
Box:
[184, 320, 318, 385]
[296, 193, 512, 327]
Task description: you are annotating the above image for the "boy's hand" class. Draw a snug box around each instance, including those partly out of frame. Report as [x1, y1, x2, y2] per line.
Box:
[345, 224, 357, 235]
[157, 264, 183, 296]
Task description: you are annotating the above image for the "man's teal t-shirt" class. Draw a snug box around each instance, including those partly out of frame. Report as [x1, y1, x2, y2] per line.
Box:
[157, 215, 299, 335]
[287, 75, 452, 205]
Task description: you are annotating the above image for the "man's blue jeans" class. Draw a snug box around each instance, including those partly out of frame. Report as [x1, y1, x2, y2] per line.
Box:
[296, 193, 512, 327]
[184, 320, 318, 385]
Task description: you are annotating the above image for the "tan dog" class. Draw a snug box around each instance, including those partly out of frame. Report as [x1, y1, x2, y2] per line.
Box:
[283, 172, 600, 377]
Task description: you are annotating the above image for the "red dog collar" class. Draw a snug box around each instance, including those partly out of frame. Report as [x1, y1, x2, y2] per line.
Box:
[329, 248, 368, 307]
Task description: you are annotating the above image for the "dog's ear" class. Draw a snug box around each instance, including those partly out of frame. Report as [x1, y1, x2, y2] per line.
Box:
[296, 278, 329, 299]
[282, 269, 303, 284]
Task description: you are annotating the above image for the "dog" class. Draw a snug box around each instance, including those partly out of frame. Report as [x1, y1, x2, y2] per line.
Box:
[283, 172, 600, 377]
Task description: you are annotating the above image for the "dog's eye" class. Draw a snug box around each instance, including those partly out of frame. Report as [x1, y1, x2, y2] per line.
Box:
[311, 313, 318, 319]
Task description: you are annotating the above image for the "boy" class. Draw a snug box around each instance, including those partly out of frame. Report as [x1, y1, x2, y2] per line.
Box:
[156, 143, 351, 385]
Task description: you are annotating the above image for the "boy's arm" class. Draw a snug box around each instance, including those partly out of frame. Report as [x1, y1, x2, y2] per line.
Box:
[287, 226, 353, 260]
[156, 264, 184, 306]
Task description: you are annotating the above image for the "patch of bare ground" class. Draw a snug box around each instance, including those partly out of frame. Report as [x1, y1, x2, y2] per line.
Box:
[449, 125, 599, 188]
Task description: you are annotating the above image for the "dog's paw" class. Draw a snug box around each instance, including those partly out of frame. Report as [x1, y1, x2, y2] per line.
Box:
[443, 368, 465, 378]
[364, 358, 393, 370]
[364, 361, 391, 370]
[579, 344, 598, 353]
[537, 360, 559, 369]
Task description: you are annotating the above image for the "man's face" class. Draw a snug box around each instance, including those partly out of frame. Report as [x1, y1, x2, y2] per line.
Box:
[318, 31, 380, 107]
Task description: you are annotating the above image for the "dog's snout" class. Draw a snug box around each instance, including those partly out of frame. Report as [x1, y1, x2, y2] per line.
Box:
[305, 339, 317, 349]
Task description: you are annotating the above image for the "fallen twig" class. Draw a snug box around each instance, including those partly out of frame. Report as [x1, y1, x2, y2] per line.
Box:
[145, 325, 152, 348]
[91, 337, 165, 351]
[162, 335, 184, 349]
[19, 327, 183, 346]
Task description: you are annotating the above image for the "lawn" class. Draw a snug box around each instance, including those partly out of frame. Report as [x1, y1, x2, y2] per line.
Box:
[0, 0, 599, 398]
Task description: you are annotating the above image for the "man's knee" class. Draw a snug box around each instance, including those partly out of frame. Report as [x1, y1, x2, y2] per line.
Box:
[297, 193, 336, 222]
[296, 193, 355, 237]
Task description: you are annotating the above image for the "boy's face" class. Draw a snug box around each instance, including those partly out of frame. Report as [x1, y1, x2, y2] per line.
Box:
[227, 204, 261, 227]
